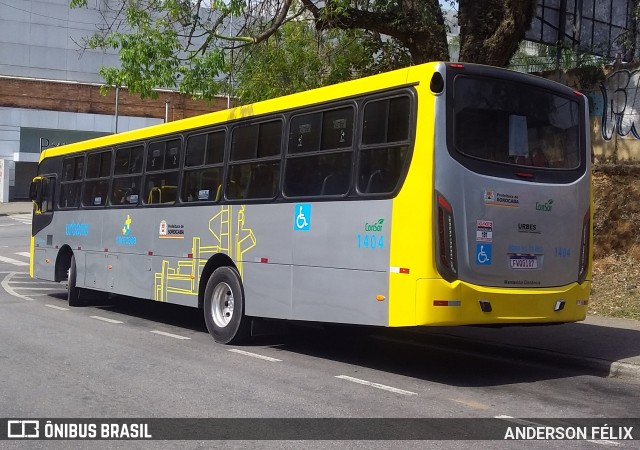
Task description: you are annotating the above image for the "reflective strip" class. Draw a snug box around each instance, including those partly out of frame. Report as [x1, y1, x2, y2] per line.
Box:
[433, 300, 461, 307]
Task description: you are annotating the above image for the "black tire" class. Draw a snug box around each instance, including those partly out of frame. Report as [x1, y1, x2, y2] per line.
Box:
[203, 266, 250, 344]
[67, 254, 83, 307]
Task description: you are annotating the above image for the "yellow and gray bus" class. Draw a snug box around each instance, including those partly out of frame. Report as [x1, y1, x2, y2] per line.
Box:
[29, 62, 592, 344]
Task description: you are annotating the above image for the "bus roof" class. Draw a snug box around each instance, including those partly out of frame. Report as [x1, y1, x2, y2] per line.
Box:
[38, 62, 440, 162]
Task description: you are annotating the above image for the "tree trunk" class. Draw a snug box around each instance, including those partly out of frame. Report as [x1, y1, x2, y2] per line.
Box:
[404, 0, 450, 63]
[303, 0, 450, 64]
[458, 0, 537, 67]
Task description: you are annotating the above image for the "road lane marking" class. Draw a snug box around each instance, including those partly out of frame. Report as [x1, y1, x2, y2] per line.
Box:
[90, 315, 123, 324]
[15, 252, 31, 258]
[150, 330, 190, 340]
[45, 304, 69, 311]
[10, 283, 64, 289]
[335, 375, 417, 396]
[228, 349, 282, 362]
[0, 255, 29, 266]
[451, 398, 491, 410]
[1, 272, 33, 301]
[11, 215, 32, 225]
[13, 287, 63, 291]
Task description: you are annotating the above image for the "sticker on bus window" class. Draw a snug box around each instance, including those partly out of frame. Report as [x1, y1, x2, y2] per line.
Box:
[198, 190, 209, 200]
[294, 204, 311, 231]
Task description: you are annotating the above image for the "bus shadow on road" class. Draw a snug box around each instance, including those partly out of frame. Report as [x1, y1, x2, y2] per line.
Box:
[46, 291, 639, 387]
[256, 323, 632, 387]
[54, 293, 211, 334]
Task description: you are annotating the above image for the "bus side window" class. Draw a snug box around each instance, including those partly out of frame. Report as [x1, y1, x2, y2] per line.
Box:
[41, 176, 55, 213]
[59, 155, 84, 208]
[227, 120, 282, 200]
[358, 96, 412, 194]
[31, 176, 55, 214]
[285, 107, 353, 198]
[182, 131, 224, 203]
[83, 149, 112, 207]
[143, 137, 182, 206]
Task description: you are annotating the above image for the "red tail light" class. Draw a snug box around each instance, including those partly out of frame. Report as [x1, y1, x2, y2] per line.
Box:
[436, 191, 458, 281]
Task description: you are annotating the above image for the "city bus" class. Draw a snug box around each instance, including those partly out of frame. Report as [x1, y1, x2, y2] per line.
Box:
[29, 62, 592, 344]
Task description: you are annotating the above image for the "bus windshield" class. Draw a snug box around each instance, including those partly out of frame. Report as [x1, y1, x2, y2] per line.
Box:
[451, 76, 581, 170]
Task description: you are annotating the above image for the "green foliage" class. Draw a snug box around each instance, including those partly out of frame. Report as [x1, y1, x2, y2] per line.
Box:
[231, 22, 410, 104]
[74, 0, 230, 99]
[69, 1, 544, 101]
[509, 41, 608, 76]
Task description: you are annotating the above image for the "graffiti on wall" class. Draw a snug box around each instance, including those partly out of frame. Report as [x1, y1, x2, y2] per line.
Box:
[600, 69, 640, 140]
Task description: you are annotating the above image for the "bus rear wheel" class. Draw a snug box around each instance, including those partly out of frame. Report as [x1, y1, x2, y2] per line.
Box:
[203, 266, 250, 344]
[67, 254, 84, 307]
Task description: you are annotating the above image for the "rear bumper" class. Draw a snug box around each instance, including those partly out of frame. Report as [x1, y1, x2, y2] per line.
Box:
[409, 278, 590, 326]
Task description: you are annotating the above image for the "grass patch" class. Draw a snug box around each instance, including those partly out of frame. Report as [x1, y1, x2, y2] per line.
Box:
[590, 255, 640, 320]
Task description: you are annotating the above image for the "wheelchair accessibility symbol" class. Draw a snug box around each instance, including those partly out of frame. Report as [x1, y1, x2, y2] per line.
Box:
[476, 244, 492, 265]
[294, 204, 311, 231]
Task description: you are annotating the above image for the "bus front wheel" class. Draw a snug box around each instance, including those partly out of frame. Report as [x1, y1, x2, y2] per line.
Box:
[203, 266, 250, 344]
[67, 255, 84, 307]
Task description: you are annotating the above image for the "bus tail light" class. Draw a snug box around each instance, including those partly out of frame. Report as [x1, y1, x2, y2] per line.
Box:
[436, 191, 458, 282]
[578, 209, 590, 283]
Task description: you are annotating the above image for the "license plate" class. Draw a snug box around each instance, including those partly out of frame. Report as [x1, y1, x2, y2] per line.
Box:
[509, 255, 538, 269]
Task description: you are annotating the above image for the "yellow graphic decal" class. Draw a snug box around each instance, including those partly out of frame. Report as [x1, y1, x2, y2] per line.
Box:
[153, 205, 256, 302]
[122, 215, 132, 235]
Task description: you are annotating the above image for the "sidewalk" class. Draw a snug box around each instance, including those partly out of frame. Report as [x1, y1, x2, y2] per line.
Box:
[0, 201, 33, 216]
[1, 200, 639, 379]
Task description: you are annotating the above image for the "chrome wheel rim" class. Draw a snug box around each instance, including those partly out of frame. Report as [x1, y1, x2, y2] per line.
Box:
[211, 282, 234, 328]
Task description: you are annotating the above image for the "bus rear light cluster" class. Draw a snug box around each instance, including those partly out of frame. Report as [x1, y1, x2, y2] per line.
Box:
[436, 191, 458, 282]
[578, 209, 590, 283]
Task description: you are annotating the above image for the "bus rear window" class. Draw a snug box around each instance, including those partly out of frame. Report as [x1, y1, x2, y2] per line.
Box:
[452, 76, 580, 169]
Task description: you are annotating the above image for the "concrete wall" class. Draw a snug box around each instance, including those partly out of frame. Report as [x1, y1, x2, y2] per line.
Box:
[0, 77, 229, 122]
[554, 64, 640, 163]
[0, 0, 120, 83]
[590, 66, 640, 162]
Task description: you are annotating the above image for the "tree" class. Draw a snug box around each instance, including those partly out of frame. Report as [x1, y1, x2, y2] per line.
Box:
[231, 23, 375, 103]
[230, 21, 415, 103]
[458, 0, 537, 67]
[70, 0, 537, 100]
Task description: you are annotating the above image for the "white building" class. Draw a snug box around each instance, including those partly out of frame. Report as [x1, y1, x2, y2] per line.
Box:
[0, 0, 165, 201]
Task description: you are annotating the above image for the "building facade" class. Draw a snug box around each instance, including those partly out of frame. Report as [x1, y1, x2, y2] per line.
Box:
[0, 0, 227, 201]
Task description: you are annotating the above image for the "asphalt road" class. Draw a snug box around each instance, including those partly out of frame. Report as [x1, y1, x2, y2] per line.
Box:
[0, 213, 639, 449]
